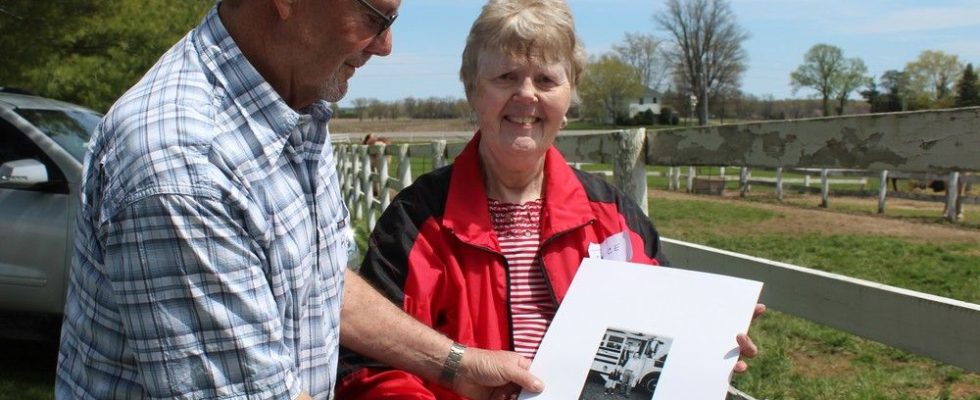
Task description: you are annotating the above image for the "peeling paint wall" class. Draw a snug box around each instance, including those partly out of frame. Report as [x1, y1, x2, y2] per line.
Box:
[645, 107, 980, 173]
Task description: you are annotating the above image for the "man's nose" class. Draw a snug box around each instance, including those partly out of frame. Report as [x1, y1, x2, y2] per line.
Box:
[366, 29, 393, 57]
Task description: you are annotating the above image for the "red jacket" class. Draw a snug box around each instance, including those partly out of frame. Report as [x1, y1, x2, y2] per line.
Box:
[337, 133, 665, 399]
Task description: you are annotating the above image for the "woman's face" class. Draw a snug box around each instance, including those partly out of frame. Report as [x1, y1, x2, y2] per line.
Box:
[471, 49, 572, 171]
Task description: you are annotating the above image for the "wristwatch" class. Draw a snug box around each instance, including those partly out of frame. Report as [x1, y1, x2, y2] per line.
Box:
[439, 341, 467, 387]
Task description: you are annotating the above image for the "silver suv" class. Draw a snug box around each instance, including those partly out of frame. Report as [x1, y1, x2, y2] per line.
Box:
[0, 89, 101, 316]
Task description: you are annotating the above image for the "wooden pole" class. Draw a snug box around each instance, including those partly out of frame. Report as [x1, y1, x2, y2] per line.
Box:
[820, 169, 830, 208]
[687, 166, 696, 193]
[396, 144, 412, 189]
[877, 170, 889, 214]
[376, 143, 390, 212]
[719, 166, 727, 196]
[945, 171, 960, 222]
[351, 145, 363, 220]
[775, 167, 784, 202]
[613, 128, 648, 216]
[360, 146, 373, 228]
[432, 140, 447, 171]
[740, 167, 751, 198]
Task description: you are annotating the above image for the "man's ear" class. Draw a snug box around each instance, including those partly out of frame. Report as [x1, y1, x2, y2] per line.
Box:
[271, 0, 296, 20]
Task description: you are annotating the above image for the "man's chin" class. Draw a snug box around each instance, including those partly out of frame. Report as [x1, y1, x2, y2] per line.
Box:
[320, 80, 348, 103]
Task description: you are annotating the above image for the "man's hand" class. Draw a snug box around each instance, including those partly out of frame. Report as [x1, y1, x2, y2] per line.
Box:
[733, 303, 766, 374]
[453, 348, 544, 400]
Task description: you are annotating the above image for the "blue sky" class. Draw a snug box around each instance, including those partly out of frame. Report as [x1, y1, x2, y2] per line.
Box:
[342, 0, 980, 106]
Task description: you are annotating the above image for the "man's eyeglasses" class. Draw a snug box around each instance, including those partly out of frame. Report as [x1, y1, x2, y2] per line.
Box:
[353, 0, 397, 36]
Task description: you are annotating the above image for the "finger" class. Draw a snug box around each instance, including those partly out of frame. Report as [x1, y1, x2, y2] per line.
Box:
[752, 303, 766, 320]
[736, 334, 758, 358]
[733, 360, 748, 374]
[487, 384, 521, 400]
[502, 360, 544, 393]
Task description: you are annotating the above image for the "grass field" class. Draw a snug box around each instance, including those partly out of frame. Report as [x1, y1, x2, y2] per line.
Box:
[645, 193, 979, 399]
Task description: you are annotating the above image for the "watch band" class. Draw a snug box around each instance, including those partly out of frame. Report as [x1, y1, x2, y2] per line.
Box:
[439, 341, 467, 387]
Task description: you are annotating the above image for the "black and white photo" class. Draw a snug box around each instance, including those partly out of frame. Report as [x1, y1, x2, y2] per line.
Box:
[577, 327, 673, 399]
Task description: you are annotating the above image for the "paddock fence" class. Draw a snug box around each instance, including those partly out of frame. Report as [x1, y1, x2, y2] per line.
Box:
[334, 107, 980, 397]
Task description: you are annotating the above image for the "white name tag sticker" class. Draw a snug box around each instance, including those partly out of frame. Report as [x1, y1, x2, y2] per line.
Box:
[587, 242, 601, 259]
[599, 231, 632, 261]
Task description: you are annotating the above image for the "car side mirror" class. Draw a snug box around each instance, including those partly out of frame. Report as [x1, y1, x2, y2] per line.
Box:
[0, 158, 50, 188]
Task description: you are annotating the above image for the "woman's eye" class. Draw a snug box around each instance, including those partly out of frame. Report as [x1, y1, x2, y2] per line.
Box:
[537, 75, 559, 86]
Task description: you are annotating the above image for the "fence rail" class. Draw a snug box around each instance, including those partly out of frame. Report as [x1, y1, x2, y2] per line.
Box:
[335, 107, 980, 374]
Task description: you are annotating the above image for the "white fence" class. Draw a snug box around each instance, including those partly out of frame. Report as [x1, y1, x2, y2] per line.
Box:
[335, 107, 980, 378]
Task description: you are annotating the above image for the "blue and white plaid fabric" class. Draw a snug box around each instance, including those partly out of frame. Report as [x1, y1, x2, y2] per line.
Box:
[57, 7, 349, 400]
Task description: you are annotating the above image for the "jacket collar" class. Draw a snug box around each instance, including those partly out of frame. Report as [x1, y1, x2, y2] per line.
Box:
[443, 132, 594, 249]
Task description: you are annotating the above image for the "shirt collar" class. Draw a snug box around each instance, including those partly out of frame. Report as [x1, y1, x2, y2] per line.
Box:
[193, 5, 333, 158]
[444, 132, 594, 248]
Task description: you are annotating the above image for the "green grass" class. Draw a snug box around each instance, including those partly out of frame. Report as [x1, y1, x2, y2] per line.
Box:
[646, 197, 980, 399]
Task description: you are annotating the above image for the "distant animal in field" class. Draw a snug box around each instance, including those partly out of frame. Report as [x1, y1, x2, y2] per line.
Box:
[362, 133, 391, 196]
[927, 177, 967, 221]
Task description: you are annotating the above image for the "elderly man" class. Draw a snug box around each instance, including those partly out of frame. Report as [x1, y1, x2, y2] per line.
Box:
[55, 0, 541, 399]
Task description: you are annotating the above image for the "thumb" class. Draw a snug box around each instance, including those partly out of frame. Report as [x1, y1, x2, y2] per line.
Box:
[503, 356, 544, 393]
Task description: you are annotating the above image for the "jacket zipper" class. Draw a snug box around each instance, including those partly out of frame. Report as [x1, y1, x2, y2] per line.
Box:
[451, 218, 595, 352]
[536, 219, 595, 306]
[453, 235, 517, 352]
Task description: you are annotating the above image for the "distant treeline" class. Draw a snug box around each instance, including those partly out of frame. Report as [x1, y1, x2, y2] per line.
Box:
[336, 97, 476, 121]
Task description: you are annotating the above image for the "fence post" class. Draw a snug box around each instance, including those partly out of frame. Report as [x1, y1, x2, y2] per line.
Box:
[945, 171, 960, 222]
[687, 166, 696, 193]
[719, 166, 727, 196]
[613, 128, 648, 216]
[667, 167, 676, 191]
[431, 140, 447, 171]
[878, 170, 889, 214]
[775, 167, 784, 202]
[360, 146, 374, 229]
[670, 167, 681, 191]
[739, 167, 751, 198]
[396, 143, 412, 189]
[376, 143, 391, 213]
[804, 174, 811, 187]
[351, 145, 363, 220]
[337, 144, 350, 201]
[820, 169, 829, 208]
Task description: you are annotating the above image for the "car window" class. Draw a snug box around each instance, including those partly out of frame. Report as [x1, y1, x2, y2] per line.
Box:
[13, 109, 99, 162]
[0, 117, 68, 193]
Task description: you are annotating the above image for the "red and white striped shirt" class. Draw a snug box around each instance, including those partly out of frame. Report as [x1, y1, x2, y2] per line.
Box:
[488, 198, 556, 359]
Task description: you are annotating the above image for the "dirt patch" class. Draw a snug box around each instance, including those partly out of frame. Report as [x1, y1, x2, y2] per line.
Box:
[789, 350, 854, 379]
[652, 190, 980, 246]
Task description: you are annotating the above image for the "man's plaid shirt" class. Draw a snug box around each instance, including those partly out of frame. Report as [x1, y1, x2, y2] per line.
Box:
[57, 7, 350, 399]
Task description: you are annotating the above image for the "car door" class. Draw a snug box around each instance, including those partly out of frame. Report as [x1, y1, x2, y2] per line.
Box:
[0, 116, 71, 314]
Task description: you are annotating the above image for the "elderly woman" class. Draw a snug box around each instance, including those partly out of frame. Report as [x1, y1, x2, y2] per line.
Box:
[338, 0, 756, 398]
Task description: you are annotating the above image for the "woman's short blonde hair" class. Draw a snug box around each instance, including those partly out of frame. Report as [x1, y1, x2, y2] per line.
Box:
[460, 0, 586, 100]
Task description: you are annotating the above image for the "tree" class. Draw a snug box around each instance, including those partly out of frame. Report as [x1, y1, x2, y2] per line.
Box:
[790, 44, 868, 116]
[904, 50, 962, 108]
[833, 58, 869, 115]
[611, 32, 668, 91]
[955, 63, 980, 107]
[860, 79, 882, 113]
[351, 98, 370, 121]
[578, 56, 644, 124]
[656, 0, 749, 126]
[0, 0, 212, 111]
[879, 70, 912, 111]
